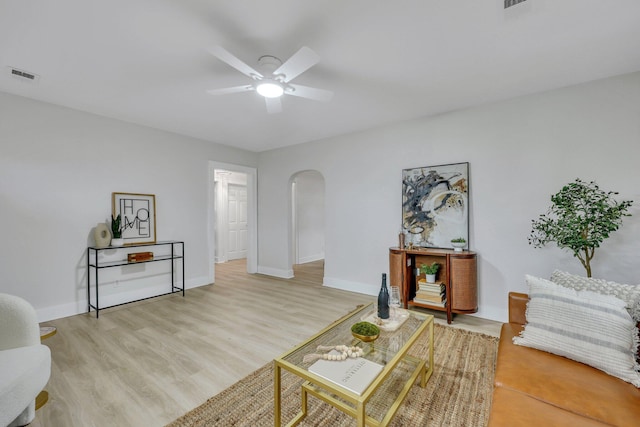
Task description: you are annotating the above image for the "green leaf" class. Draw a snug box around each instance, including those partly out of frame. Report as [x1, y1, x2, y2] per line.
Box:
[528, 179, 632, 277]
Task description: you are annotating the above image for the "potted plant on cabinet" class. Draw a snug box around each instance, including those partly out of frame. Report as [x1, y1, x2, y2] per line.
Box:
[420, 262, 440, 283]
[451, 237, 466, 251]
[110, 214, 124, 247]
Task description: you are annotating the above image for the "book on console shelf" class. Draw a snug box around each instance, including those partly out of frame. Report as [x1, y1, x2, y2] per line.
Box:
[418, 286, 444, 294]
[418, 281, 444, 290]
[418, 279, 443, 285]
[308, 351, 383, 396]
[416, 285, 443, 291]
[414, 292, 445, 303]
[413, 298, 447, 307]
[415, 288, 445, 297]
[415, 288, 444, 296]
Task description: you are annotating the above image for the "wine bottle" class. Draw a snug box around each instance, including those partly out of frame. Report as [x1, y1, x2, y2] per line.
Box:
[377, 273, 390, 319]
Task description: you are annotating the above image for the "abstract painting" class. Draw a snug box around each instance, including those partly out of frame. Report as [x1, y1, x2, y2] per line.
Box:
[402, 162, 469, 249]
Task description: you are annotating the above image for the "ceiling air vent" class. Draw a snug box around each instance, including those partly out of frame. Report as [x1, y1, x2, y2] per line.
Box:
[8, 67, 40, 84]
[505, 0, 527, 8]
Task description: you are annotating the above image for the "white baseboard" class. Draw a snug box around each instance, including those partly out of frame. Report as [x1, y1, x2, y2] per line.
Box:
[257, 266, 294, 279]
[228, 252, 248, 261]
[36, 275, 210, 322]
[36, 300, 88, 323]
[298, 253, 325, 264]
[323, 276, 378, 296]
[473, 306, 507, 323]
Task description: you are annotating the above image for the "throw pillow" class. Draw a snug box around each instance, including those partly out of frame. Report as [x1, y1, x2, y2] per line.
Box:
[514, 275, 640, 388]
[550, 270, 640, 322]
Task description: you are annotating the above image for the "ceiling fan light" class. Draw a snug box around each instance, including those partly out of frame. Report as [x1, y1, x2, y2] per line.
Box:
[256, 81, 284, 98]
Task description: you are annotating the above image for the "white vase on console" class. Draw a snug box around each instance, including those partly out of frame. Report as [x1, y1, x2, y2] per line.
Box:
[93, 223, 110, 248]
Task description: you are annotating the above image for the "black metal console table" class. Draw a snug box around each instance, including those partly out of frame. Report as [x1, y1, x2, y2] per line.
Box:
[87, 240, 185, 317]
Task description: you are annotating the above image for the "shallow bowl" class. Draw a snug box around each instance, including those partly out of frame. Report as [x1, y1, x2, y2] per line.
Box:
[351, 332, 380, 342]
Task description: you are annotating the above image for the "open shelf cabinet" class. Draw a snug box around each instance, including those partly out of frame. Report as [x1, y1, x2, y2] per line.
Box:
[389, 247, 477, 323]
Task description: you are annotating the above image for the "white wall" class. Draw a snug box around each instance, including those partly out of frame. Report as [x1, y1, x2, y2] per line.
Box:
[0, 92, 258, 321]
[257, 71, 640, 322]
[294, 171, 325, 264]
[4, 72, 639, 324]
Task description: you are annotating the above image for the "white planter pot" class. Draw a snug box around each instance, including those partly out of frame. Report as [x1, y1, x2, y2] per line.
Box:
[426, 274, 436, 283]
[111, 238, 124, 247]
[451, 242, 466, 252]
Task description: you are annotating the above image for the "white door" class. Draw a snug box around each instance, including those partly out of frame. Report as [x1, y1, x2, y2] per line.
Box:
[227, 184, 248, 260]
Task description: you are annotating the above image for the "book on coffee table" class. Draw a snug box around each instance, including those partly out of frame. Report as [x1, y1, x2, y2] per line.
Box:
[308, 351, 384, 396]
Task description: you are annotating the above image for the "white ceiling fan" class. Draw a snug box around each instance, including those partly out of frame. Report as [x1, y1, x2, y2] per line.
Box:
[206, 46, 333, 114]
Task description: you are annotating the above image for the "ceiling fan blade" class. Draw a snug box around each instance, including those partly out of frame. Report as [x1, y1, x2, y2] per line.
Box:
[208, 46, 263, 78]
[265, 97, 282, 114]
[273, 46, 320, 82]
[287, 84, 333, 102]
[206, 85, 254, 96]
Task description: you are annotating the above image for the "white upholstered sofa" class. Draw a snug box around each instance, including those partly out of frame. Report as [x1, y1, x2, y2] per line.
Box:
[0, 294, 51, 427]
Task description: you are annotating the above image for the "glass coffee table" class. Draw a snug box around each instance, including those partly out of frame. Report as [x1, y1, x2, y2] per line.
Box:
[274, 303, 434, 427]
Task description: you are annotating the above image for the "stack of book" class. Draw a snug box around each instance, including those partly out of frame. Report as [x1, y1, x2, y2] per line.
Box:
[413, 279, 446, 307]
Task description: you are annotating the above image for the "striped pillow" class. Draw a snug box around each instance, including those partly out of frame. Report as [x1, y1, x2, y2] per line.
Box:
[550, 270, 640, 322]
[514, 275, 640, 387]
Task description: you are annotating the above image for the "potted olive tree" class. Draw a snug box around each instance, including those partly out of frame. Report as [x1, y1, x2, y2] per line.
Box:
[528, 179, 632, 277]
[110, 214, 124, 247]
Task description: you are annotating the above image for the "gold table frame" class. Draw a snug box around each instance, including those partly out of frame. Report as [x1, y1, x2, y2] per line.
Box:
[274, 303, 434, 427]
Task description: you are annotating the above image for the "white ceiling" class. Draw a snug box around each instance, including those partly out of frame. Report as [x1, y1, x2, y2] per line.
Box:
[2, 0, 640, 152]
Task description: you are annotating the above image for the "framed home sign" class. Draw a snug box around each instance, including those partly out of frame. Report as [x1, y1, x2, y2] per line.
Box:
[402, 162, 469, 249]
[112, 192, 156, 245]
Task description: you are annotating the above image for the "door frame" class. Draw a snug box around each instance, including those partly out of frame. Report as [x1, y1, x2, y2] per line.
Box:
[208, 161, 257, 283]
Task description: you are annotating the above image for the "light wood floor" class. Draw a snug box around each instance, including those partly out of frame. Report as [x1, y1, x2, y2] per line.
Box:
[32, 260, 501, 427]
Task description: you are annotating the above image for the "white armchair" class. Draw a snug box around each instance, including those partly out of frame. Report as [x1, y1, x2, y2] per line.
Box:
[0, 294, 51, 427]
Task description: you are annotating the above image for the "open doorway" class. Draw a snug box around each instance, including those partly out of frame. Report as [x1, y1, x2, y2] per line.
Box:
[214, 170, 248, 263]
[290, 170, 325, 277]
[208, 161, 257, 284]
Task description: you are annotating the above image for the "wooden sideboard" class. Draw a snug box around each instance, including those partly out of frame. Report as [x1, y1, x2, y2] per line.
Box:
[389, 247, 477, 323]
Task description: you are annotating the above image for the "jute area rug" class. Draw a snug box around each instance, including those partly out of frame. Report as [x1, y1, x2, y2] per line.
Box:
[167, 324, 499, 427]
